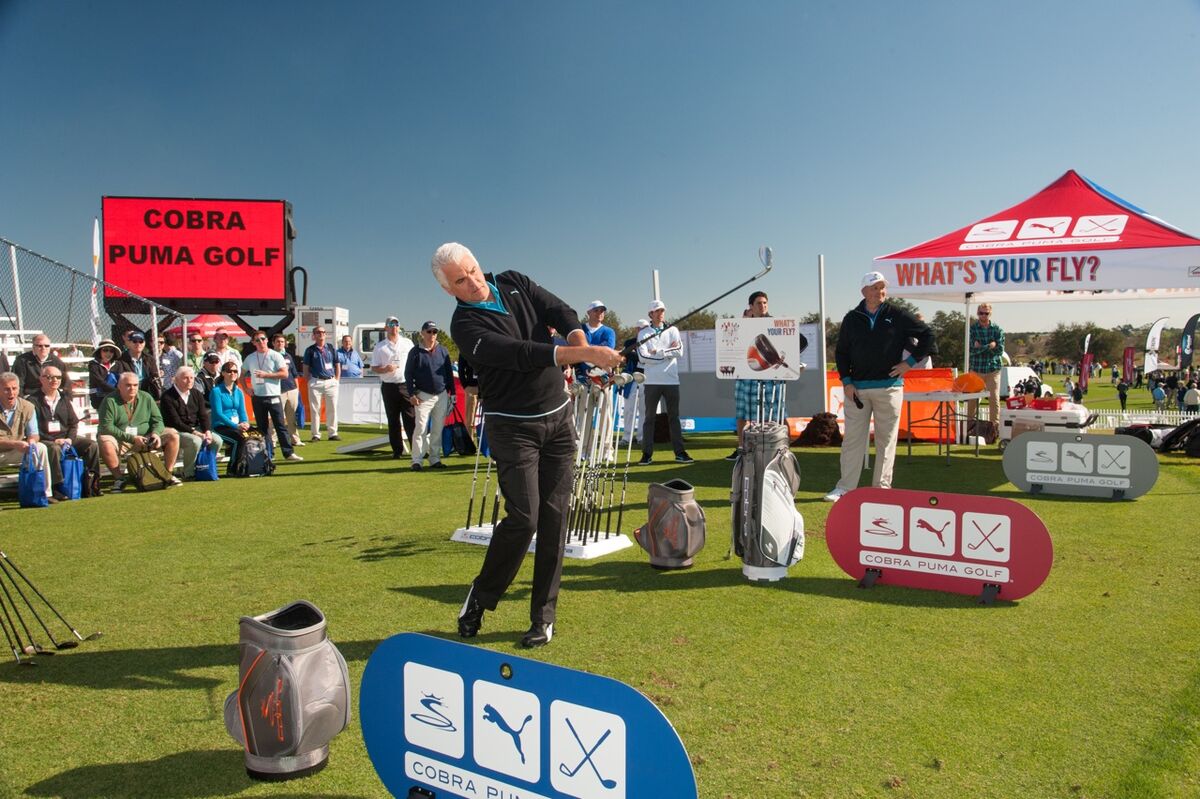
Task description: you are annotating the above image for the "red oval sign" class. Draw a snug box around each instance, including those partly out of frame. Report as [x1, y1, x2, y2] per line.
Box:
[826, 488, 1052, 601]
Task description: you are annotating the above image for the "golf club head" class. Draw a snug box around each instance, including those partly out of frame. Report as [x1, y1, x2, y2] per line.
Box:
[759, 246, 773, 271]
[55, 640, 79, 650]
[82, 632, 103, 642]
[632, 372, 645, 384]
[611, 373, 632, 387]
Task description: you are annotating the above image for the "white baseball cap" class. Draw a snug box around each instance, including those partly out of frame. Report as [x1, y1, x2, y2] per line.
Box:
[648, 299, 666, 313]
[586, 299, 606, 312]
[861, 270, 888, 289]
[636, 318, 650, 328]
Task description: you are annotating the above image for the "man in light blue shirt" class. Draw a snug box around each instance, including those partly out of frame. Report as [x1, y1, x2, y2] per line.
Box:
[336, 335, 364, 379]
[243, 330, 302, 461]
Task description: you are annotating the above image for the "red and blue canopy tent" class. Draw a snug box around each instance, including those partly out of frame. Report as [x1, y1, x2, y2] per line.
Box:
[874, 169, 1200, 367]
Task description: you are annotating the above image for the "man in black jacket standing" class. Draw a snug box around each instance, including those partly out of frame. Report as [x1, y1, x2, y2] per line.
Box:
[432, 242, 622, 648]
[824, 271, 932, 502]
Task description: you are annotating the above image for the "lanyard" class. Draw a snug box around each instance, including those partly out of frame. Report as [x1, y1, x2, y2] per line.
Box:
[125, 397, 138, 424]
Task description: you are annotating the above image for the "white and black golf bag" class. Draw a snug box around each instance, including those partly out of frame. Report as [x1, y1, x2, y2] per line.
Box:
[731, 421, 805, 580]
[223, 600, 351, 781]
[634, 478, 707, 569]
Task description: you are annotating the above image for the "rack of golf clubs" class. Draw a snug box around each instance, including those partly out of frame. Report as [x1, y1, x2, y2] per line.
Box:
[451, 371, 641, 559]
[729, 382, 805, 581]
[0, 548, 102, 666]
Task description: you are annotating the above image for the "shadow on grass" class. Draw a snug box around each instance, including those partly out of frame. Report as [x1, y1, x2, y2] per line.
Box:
[0, 640, 382, 691]
[393, 562, 1016, 610]
[23, 748, 372, 798]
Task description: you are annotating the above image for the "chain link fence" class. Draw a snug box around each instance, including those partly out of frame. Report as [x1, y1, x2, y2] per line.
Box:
[0, 235, 186, 349]
[0, 235, 187, 422]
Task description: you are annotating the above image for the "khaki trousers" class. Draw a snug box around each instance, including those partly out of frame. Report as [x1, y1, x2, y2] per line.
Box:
[837, 385, 904, 492]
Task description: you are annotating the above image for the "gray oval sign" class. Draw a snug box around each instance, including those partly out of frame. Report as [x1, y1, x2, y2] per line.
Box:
[1002, 431, 1159, 499]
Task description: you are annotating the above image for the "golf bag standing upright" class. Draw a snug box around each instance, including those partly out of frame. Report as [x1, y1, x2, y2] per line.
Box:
[223, 600, 351, 781]
[731, 385, 804, 581]
[634, 478, 707, 569]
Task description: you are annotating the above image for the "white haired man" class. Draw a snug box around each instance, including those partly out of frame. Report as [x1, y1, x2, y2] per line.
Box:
[98, 372, 181, 491]
[432, 242, 622, 648]
[159, 366, 223, 479]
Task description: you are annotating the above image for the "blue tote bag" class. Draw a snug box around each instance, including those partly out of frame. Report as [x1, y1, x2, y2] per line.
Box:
[194, 442, 220, 482]
[59, 444, 85, 500]
[18, 447, 49, 508]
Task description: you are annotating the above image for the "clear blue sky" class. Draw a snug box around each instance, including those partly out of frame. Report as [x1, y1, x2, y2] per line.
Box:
[2, 0, 1199, 334]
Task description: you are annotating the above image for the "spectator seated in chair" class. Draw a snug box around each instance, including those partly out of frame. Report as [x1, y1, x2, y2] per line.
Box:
[12, 334, 73, 399]
[159, 366, 222, 480]
[0, 371, 54, 502]
[118, 331, 163, 401]
[97, 372, 181, 491]
[208, 360, 252, 475]
[28, 366, 101, 499]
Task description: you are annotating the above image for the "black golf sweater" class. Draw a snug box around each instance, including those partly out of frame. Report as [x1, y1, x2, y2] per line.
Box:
[835, 300, 933, 387]
[451, 270, 582, 416]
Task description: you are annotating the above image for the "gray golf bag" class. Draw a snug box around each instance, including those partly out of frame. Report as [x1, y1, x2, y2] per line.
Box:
[634, 478, 707, 569]
[223, 600, 351, 781]
[731, 421, 805, 580]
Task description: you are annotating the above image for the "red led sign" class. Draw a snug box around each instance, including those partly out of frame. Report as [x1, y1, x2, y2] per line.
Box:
[102, 196, 292, 313]
[826, 488, 1053, 601]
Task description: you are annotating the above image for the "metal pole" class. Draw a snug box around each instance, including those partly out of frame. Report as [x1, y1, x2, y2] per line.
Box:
[963, 294, 972, 375]
[9, 245, 23, 330]
[817, 254, 827, 412]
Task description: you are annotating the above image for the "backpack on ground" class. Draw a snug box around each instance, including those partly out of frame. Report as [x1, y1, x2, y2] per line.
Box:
[634, 478, 706, 569]
[127, 450, 174, 491]
[234, 431, 275, 478]
[731, 421, 805, 570]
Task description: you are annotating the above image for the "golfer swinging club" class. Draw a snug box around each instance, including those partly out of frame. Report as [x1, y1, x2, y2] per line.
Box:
[432, 242, 622, 648]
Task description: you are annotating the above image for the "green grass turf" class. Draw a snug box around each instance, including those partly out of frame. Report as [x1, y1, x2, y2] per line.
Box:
[1, 407, 1197, 798]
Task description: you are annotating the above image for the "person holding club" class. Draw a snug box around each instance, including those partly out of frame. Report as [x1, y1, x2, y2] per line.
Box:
[432, 242, 622, 648]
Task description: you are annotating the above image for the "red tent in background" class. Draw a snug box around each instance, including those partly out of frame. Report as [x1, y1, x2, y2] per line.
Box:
[164, 314, 245, 339]
[876, 170, 1200, 304]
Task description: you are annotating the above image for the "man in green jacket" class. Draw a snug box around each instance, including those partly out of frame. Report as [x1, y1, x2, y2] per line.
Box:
[98, 372, 180, 491]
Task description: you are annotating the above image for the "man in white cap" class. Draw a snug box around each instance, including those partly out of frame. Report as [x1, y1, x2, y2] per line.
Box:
[638, 299, 691, 465]
[371, 316, 416, 459]
[824, 271, 932, 502]
[576, 300, 617, 381]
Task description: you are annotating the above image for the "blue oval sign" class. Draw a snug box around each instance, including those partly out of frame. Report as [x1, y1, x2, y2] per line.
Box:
[360, 633, 697, 799]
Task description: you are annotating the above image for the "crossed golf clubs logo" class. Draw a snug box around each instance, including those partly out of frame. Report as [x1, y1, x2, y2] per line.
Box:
[1102, 449, 1126, 470]
[558, 716, 618, 789]
[967, 520, 1005, 554]
[1077, 216, 1123, 234]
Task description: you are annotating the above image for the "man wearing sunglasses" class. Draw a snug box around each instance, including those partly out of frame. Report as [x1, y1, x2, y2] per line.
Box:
[185, 333, 208, 373]
[29, 366, 100, 498]
[371, 316, 416, 459]
[12, 334, 72, 399]
[302, 327, 340, 442]
[969, 303, 1005, 432]
[244, 330, 302, 461]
